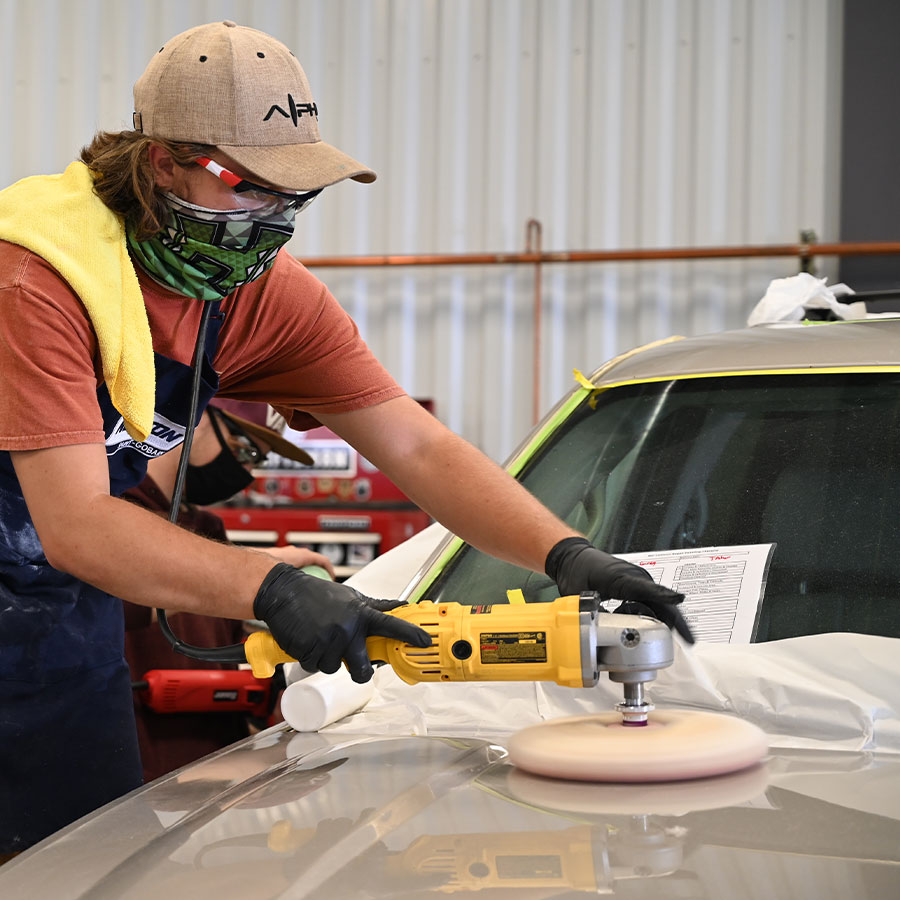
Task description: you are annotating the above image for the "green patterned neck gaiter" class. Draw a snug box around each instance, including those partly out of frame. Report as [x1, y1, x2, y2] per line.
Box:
[127, 193, 297, 300]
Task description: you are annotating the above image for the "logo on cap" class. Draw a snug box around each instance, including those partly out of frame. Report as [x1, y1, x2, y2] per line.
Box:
[264, 94, 318, 126]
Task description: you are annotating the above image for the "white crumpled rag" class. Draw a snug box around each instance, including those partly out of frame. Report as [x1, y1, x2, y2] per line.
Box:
[747, 272, 864, 326]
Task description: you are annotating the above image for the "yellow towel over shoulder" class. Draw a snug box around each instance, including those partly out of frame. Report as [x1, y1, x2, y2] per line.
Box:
[0, 160, 154, 441]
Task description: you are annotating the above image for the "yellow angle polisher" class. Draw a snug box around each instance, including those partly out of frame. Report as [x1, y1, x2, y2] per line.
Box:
[244, 592, 673, 726]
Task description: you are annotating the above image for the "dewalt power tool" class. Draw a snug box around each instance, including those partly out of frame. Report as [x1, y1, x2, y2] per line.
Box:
[244, 592, 673, 725]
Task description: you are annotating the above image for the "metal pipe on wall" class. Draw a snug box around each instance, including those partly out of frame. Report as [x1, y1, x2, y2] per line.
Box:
[300, 235, 900, 432]
[525, 220, 543, 424]
[298, 240, 900, 270]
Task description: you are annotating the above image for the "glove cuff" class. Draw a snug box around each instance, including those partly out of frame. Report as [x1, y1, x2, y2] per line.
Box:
[253, 562, 296, 620]
[544, 536, 592, 580]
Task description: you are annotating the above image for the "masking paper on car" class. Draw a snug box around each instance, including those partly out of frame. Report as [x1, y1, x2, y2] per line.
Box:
[330, 528, 900, 754]
[327, 633, 900, 753]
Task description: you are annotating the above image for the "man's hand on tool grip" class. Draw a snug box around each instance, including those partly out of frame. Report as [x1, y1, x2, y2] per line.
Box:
[253, 563, 432, 683]
[546, 537, 695, 644]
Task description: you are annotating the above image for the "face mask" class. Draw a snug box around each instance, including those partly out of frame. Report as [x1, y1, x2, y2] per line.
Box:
[126, 193, 297, 300]
[184, 447, 256, 505]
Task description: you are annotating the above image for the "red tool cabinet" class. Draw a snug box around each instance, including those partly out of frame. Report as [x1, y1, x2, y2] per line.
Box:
[215, 408, 433, 581]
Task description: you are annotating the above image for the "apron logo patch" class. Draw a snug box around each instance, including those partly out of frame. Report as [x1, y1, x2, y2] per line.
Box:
[106, 414, 186, 458]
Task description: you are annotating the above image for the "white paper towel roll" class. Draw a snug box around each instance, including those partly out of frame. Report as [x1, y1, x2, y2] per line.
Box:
[280, 667, 375, 732]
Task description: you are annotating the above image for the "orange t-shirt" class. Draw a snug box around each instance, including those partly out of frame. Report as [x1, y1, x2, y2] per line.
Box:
[0, 241, 404, 450]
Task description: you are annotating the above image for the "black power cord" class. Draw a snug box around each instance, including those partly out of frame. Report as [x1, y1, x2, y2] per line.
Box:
[156, 299, 246, 664]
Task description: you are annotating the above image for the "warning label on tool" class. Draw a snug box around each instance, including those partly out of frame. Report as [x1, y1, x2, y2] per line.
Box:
[496, 854, 562, 879]
[480, 632, 547, 664]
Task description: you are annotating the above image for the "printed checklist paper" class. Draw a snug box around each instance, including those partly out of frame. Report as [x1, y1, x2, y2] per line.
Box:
[614, 544, 776, 643]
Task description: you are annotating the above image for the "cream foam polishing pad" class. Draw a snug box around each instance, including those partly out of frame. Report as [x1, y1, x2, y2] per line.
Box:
[507, 709, 768, 783]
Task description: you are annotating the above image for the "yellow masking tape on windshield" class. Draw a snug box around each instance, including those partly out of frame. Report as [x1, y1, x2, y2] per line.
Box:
[573, 368, 602, 409]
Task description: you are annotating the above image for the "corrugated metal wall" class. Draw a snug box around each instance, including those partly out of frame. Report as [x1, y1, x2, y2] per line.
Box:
[0, 0, 844, 461]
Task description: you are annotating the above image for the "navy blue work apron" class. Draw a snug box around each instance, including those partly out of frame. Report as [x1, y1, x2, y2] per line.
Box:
[0, 304, 222, 853]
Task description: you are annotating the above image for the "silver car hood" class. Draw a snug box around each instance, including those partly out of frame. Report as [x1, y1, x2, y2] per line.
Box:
[2, 728, 898, 899]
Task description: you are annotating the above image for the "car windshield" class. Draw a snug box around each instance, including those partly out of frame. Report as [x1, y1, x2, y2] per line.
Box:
[424, 373, 900, 641]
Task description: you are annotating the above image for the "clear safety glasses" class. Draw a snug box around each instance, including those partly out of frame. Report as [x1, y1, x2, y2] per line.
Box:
[194, 157, 322, 214]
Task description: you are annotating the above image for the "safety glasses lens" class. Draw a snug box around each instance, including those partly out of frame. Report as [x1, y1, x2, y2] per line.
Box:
[230, 435, 263, 465]
[234, 186, 321, 215]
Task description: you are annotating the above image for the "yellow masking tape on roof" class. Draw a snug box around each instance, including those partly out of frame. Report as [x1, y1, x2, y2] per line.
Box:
[596, 364, 900, 393]
[574, 336, 686, 408]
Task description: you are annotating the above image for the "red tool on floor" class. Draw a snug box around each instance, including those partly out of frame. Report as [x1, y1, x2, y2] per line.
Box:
[133, 669, 276, 718]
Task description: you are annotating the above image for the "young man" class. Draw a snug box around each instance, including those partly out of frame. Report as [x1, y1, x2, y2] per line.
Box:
[0, 21, 689, 852]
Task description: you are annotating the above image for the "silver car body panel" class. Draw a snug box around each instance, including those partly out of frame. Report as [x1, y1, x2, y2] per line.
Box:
[1, 728, 898, 899]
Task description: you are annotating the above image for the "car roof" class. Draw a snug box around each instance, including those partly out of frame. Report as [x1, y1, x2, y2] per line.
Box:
[590, 318, 900, 389]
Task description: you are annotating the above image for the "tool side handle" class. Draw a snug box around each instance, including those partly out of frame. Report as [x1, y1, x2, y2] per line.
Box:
[243, 631, 392, 679]
[244, 631, 296, 678]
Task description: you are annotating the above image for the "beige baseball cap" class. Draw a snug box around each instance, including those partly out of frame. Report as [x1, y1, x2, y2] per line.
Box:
[133, 20, 375, 191]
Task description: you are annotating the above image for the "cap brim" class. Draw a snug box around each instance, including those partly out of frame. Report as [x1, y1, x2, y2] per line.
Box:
[217, 140, 376, 192]
[218, 410, 314, 466]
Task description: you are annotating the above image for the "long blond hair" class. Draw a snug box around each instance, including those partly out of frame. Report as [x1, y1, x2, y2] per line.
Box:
[80, 131, 214, 240]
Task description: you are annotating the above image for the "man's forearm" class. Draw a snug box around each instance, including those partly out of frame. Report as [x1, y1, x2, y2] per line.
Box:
[320, 398, 579, 574]
[387, 431, 578, 571]
[41, 492, 275, 619]
[80, 495, 278, 616]
[11, 443, 277, 617]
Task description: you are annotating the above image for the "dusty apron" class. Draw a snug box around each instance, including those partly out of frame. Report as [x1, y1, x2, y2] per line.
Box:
[0, 306, 222, 852]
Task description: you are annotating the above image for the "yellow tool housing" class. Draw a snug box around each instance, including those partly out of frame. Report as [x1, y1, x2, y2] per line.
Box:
[244, 597, 587, 686]
[366, 597, 586, 687]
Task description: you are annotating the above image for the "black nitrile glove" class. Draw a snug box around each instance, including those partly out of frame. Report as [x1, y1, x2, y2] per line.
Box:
[254, 563, 432, 682]
[546, 537, 695, 644]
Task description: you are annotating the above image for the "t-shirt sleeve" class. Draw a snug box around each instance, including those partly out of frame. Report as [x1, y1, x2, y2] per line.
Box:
[0, 243, 105, 449]
[213, 255, 406, 429]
